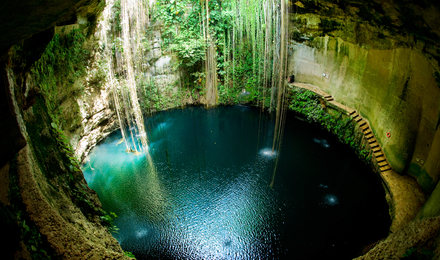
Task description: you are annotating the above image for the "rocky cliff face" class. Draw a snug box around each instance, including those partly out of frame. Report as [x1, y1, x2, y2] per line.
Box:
[288, 1, 440, 256]
[288, 0, 440, 194]
[0, 0, 131, 258]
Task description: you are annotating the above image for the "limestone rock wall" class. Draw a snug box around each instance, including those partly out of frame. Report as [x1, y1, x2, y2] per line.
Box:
[288, 0, 440, 194]
[355, 215, 440, 259]
[0, 0, 131, 258]
[71, 84, 118, 162]
[289, 37, 440, 193]
[145, 29, 181, 92]
[17, 145, 128, 259]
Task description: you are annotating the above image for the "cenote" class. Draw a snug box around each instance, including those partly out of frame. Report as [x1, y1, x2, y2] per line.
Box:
[82, 106, 390, 259]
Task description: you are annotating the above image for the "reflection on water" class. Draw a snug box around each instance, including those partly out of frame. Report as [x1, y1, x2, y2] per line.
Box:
[259, 148, 278, 159]
[313, 138, 330, 148]
[83, 106, 390, 259]
[322, 194, 339, 207]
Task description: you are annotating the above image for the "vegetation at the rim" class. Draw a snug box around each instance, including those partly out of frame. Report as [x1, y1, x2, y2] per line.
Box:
[143, 0, 289, 108]
[288, 87, 372, 164]
[29, 29, 90, 125]
[9, 26, 118, 246]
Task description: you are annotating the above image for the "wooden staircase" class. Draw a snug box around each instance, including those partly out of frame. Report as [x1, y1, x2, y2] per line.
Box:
[324, 94, 334, 102]
[290, 82, 394, 175]
[349, 110, 391, 173]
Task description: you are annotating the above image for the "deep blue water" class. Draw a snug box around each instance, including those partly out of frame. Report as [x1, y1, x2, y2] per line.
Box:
[82, 106, 390, 259]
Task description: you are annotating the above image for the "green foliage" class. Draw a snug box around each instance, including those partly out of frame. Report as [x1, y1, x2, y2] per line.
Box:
[100, 211, 120, 233]
[104, 0, 286, 109]
[49, 121, 104, 219]
[112, 0, 122, 33]
[154, 0, 207, 69]
[402, 247, 435, 259]
[288, 89, 321, 122]
[138, 77, 183, 111]
[124, 251, 137, 259]
[50, 122, 81, 176]
[289, 88, 372, 164]
[153, 0, 235, 102]
[221, 41, 258, 102]
[31, 29, 89, 125]
[20, 220, 50, 259]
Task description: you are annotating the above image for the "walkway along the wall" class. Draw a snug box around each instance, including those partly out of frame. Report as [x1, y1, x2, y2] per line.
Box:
[291, 82, 426, 233]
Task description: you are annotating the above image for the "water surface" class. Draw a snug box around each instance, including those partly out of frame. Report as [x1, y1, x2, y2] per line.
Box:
[83, 106, 390, 259]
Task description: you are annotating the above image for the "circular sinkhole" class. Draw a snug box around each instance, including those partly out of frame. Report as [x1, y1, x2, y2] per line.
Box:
[82, 106, 390, 259]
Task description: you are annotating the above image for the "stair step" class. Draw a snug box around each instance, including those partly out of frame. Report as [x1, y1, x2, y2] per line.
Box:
[378, 161, 388, 167]
[324, 95, 332, 98]
[355, 116, 363, 122]
[358, 120, 367, 127]
[374, 151, 383, 157]
[363, 129, 372, 135]
[368, 138, 377, 144]
[365, 133, 374, 139]
[370, 143, 381, 152]
[326, 98, 334, 102]
[376, 156, 386, 163]
[370, 142, 379, 148]
[380, 165, 391, 171]
[381, 170, 393, 175]
[360, 124, 369, 131]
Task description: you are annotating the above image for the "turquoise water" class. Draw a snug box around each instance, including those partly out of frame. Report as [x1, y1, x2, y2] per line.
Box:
[82, 106, 390, 259]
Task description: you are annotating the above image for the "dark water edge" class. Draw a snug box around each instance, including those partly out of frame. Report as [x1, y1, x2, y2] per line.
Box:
[82, 105, 390, 260]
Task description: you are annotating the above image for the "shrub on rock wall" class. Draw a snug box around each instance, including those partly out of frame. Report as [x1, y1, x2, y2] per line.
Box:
[289, 87, 372, 164]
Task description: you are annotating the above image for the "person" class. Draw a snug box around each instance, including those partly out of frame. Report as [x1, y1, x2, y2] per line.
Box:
[287, 74, 295, 83]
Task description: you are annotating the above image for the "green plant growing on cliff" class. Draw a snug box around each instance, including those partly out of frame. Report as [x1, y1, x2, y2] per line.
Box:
[49, 121, 107, 221]
[402, 247, 435, 259]
[112, 0, 122, 33]
[147, 0, 288, 108]
[25, 28, 102, 218]
[124, 251, 136, 259]
[154, 0, 207, 69]
[50, 122, 81, 177]
[31, 29, 89, 125]
[153, 0, 236, 104]
[289, 87, 372, 165]
[100, 211, 120, 233]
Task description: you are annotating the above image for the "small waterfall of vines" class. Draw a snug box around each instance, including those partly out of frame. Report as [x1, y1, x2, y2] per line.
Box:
[151, 0, 289, 108]
[102, 0, 290, 154]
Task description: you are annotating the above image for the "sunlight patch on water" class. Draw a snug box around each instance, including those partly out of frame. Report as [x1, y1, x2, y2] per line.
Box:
[259, 148, 277, 159]
[313, 138, 330, 148]
[150, 119, 174, 138]
[136, 229, 149, 238]
[159, 173, 275, 260]
[83, 137, 148, 186]
[322, 194, 339, 207]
